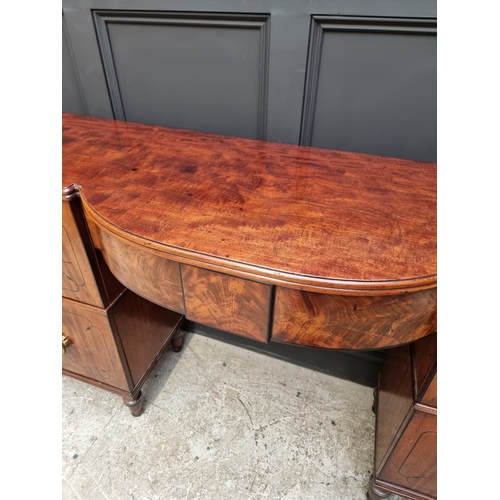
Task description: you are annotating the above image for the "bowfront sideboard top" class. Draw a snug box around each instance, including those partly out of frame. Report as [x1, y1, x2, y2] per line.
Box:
[62, 113, 437, 350]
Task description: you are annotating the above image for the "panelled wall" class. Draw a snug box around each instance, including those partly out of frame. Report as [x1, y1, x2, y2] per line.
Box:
[62, 0, 437, 385]
[62, 0, 436, 161]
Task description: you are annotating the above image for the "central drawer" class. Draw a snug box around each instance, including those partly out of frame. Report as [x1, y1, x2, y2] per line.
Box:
[181, 265, 272, 342]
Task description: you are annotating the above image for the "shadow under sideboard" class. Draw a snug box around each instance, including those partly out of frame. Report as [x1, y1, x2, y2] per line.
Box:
[185, 320, 386, 388]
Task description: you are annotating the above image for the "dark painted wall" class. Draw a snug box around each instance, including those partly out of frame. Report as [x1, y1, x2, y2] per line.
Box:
[62, 0, 436, 161]
[62, 0, 437, 385]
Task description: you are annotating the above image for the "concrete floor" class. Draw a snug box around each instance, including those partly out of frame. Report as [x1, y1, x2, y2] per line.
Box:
[62, 331, 405, 500]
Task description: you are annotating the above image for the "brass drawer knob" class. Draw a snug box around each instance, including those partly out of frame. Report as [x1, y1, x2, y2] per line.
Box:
[62, 335, 70, 354]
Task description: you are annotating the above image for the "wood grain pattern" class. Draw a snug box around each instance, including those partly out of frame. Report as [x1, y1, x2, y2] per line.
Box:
[181, 265, 271, 342]
[374, 344, 414, 475]
[377, 411, 437, 498]
[272, 288, 436, 349]
[63, 289, 184, 408]
[62, 200, 103, 307]
[62, 113, 436, 295]
[63, 169, 186, 416]
[92, 222, 185, 314]
[110, 290, 184, 386]
[94, 249, 126, 303]
[62, 298, 129, 391]
[372, 332, 437, 500]
[413, 332, 437, 402]
[419, 374, 437, 408]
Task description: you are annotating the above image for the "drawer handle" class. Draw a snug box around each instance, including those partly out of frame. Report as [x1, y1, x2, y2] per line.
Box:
[62, 335, 70, 354]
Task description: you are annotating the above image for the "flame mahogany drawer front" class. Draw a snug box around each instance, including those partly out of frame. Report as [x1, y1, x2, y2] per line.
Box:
[181, 265, 272, 343]
[95, 224, 186, 315]
[272, 287, 437, 350]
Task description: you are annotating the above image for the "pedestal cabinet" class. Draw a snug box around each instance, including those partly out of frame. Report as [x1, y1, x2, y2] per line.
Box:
[369, 333, 437, 499]
[62, 190, 184, 415]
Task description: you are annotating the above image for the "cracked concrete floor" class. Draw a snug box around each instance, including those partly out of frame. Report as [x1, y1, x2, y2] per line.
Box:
[62, 332, 405, 500]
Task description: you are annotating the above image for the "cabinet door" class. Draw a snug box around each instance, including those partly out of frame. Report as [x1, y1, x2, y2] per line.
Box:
[62, 299, 129, 391]
[378, 410, 437, 498]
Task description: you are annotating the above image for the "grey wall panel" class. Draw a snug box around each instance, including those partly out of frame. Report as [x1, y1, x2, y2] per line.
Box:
[63, 7, 114, 118]
[94, 12, 270, 140]
[63, 1, 436, 145]
[62, 15, 86, 114]
[301, 17, 437, 162]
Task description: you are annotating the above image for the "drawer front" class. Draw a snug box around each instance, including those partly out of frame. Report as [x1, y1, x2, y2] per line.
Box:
[181, 265, 271, 342]
[96, 226, 185, 314]
[62, 200, 103, 307]
[62, 299, 129, 391]
[272, 287, 437, 349]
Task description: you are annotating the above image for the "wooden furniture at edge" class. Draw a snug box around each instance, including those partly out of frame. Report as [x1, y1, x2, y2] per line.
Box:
[62, 188, 184, 416]
[369, 333, 437, 500]
[62, 113, 437, 497]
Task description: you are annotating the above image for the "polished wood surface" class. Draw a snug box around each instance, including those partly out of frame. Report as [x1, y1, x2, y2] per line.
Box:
[62, 193, 184, 415]
[419, 374, 437, 408]
[62, 288, 184, 413]
[62, 113, 437, 491]
[413, 333, 438, 402]
[98, 226, 185, 314]
[63, 113, 436, 351]
[373, 344, 414, 473]
[62, 199, 104, 307]
[182, 266, 272, 342]
[62, 297, 129, 391]
[273, 288, 436, 349]
[371, 333, 437, 500]
[64, 193, 126, 307]
[63, 113, 436, 295]
[373, 411, 437, 500]
[110, 291, 185, 387]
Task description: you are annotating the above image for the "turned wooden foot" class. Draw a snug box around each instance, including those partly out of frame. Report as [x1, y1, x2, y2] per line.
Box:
[171, 329, 185, 352]
[123, 391, 144, 417]
[367, 474, 391, 500]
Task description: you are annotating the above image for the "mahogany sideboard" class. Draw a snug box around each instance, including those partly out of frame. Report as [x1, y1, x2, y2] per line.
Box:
[62, 113, 437, 499]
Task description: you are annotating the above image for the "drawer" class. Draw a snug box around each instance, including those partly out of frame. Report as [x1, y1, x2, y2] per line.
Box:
[181, 265, 271, 342]
[272, 287, 437, 349]
[62, 298, 129, 391]
[95, 225, 185, 314]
